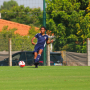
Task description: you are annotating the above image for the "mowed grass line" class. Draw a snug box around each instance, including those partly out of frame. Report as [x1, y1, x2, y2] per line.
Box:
[0, 66, 90, 90]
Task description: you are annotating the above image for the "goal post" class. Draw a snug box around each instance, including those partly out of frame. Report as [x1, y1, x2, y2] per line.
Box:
[43, 0, 46, 66]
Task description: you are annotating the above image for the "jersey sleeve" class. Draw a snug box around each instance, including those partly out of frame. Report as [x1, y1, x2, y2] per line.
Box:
[35, 33, 38, 38]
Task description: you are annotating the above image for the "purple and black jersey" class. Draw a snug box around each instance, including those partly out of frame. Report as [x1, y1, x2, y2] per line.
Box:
[34, 33, 48, 52]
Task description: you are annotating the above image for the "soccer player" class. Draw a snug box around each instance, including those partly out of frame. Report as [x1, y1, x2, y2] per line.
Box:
[31, 26, 53, 68]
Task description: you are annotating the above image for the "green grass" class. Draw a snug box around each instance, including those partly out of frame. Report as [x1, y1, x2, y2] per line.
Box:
[0, 66, 90, 90]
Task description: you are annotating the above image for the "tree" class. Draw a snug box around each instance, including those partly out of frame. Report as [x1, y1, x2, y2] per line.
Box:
[0, 0, 18, 10]
[86, 1, 90, 38]
[0, 25, 39, 51]
[77, 0, 89, 10]
[0, 26, 17, 39]
[0, 26, 17, 51]
[0, 5, 43, 27]
[46, 0, 89, 52]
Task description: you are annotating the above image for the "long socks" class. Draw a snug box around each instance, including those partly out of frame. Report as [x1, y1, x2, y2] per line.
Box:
[35, 54, 41, 63]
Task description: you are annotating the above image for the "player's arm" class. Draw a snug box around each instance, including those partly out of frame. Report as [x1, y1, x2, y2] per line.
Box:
[31, 37, 36, 45]
[46, 39, 53, 44]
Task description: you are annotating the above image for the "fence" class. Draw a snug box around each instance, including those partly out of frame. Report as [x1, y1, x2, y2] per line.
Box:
[59, 38, 90, 66]
[0, 38, 89, 66]
[61, 51, 87, 66]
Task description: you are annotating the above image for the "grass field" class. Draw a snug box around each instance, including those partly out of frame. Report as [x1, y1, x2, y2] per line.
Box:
[0, 66, 90, 90]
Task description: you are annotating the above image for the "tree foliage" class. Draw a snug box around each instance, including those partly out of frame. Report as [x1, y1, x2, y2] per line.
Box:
[77, 0, 89, 10]
[0, 25, 39, 51]
[46, 0, 89, 53]
[0, 0, 18, 10]
[0, 2, 43, 27]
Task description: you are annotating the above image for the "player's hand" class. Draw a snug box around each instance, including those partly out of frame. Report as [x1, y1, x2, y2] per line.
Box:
[32, 42, 36, 45]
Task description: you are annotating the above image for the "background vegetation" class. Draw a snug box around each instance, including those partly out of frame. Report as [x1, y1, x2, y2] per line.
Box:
[0, 25, 39, 51]
[0, 0, 90, 53]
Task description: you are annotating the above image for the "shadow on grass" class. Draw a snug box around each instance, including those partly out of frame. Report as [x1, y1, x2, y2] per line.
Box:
[26, 66, 36, 68]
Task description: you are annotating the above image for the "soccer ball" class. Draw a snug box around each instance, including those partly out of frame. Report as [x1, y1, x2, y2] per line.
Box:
[18, 61, 25, 67]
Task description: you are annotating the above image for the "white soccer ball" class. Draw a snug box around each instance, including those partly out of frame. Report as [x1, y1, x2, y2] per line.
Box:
[18, 61, 25, 67]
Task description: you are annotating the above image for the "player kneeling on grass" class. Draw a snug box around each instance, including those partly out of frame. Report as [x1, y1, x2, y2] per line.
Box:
[31, 26, 53, 68]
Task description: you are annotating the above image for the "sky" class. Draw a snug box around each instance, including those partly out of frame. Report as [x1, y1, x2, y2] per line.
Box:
[0, 0, 43, 10]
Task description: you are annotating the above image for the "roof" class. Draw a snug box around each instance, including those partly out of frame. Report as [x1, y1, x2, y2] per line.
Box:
[0, 19, 39, 36]
[0, 19, 54, 36]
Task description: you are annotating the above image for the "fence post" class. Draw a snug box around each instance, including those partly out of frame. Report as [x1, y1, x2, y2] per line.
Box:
[87, 38, 90, 66]
[9, 38, 12, 66]
[61, 51, 67, 65]
[47, 44, 50, 66]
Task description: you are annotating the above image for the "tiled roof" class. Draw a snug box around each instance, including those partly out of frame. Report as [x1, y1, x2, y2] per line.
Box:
[0, 19, 54, 36]
[0, 19, 39, 36]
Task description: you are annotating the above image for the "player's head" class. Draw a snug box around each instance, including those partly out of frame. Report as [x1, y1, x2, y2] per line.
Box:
[40, 26, 47, 34]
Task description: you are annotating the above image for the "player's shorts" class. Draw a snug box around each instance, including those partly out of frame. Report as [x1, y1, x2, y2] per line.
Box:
[34, 45, 44, 53]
